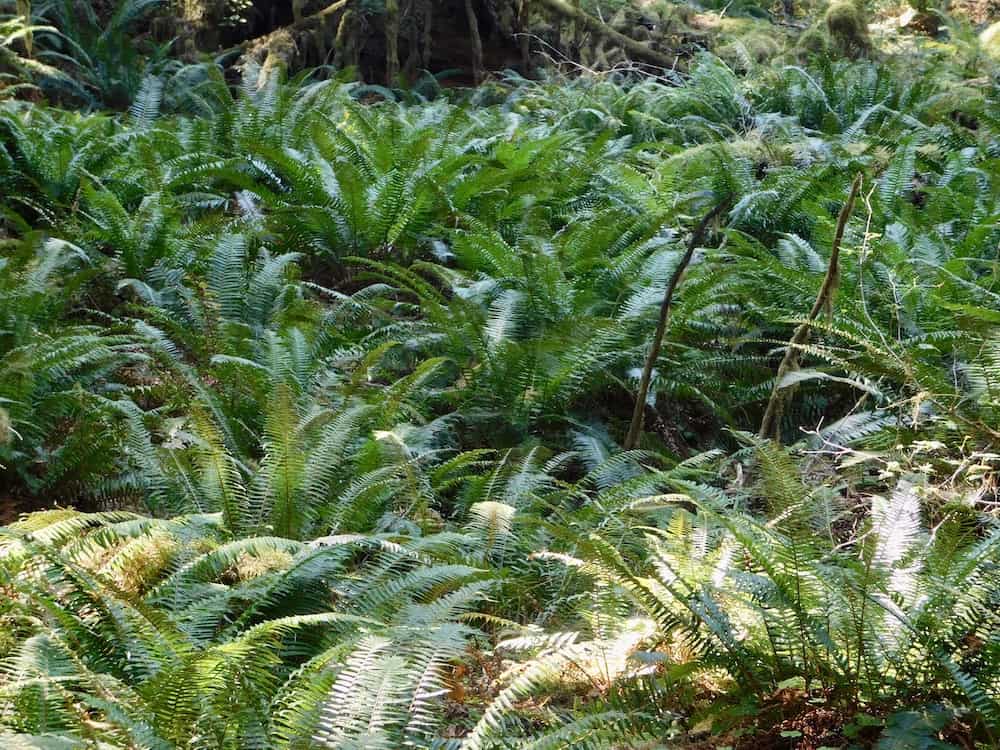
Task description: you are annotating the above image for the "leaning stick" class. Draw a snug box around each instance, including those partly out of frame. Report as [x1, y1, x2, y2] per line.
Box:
[624, 199, 730, 450]
[758, 173, 863, 441]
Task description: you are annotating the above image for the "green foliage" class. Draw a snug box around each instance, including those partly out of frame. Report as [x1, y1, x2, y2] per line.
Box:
[0, 512, 492, 748]
[468, 450, 1000, 746]
[3, 35, 1000, 748]
[0, 0, 172, 108]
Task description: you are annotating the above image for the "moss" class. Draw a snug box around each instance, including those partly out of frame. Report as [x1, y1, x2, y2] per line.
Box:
[106, 534, 180, 597]
[825, 0, 870, 58]
[718, 32, 783, 70]
[981, 21, 1000, 59]
[259, 28, 296, 84]
[333, 8, 361, 70]
[651, 1, 695, 28]
[797, 26, 829, 55]
[698, 14, 795, 66]
[227, 548, 295, 582]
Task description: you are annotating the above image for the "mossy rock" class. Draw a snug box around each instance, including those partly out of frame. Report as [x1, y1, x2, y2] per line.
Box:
[653, 1, 696, 27]
[718, 32, 784, 69]
[797, 26, 830, 55]
[825, 1, 871, 57]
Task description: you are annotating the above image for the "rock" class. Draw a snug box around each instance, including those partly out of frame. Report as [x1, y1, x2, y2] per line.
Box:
[825, 1, 871, 58]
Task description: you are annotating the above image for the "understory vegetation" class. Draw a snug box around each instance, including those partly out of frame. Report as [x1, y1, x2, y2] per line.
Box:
[4, 0, 1000, 748]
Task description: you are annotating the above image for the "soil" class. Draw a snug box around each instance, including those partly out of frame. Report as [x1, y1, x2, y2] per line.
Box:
[0, 495, 18, 525]
[735, 706, 847, 750]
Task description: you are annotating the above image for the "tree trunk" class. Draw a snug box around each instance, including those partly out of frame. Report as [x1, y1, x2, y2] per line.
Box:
[237, 0, 350, 76]
[464, 0, 485, 83]
[568, 0, 582, 59]
[180, 0, 224, 53]
[386, 0, 400, 84]
[333, 8, 360, 71]
[402, 0, 421, 76]
[235, 0, 672, 85]
[517, 0, 532, 73]
[15, 0, 32, 57]
[421, 0, 434, 68]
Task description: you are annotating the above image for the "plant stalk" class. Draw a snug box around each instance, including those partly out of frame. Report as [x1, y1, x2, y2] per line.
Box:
[624, 199, 730, 450]
[758, 172, 862, 441]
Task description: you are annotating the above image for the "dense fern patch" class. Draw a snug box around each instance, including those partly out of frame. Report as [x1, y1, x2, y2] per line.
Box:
[4, 15, 1000, 747]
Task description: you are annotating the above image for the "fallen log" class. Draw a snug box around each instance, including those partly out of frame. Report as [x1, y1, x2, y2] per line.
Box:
[535, 0, 677, 68]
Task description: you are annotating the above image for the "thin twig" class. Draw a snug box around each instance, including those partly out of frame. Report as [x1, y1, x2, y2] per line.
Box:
[758, 173, 863, 441]
[624, 199, 730, 450]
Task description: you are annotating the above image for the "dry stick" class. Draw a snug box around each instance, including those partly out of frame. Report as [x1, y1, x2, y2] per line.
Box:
[535, 0, 677, 68]
[624, 200, 731, 451]
[758, 173, 863, 441]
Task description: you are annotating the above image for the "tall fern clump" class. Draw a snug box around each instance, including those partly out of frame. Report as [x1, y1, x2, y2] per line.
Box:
[0, 509, 497, 748]
[3, 19, 1000, 747]
[472, 444, 1000, 747]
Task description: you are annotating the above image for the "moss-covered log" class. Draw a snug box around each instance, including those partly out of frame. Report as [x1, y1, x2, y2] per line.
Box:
[535, 0, 677, 68]
[237, 0, 350, 76]
[236, 0, 679, 84]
